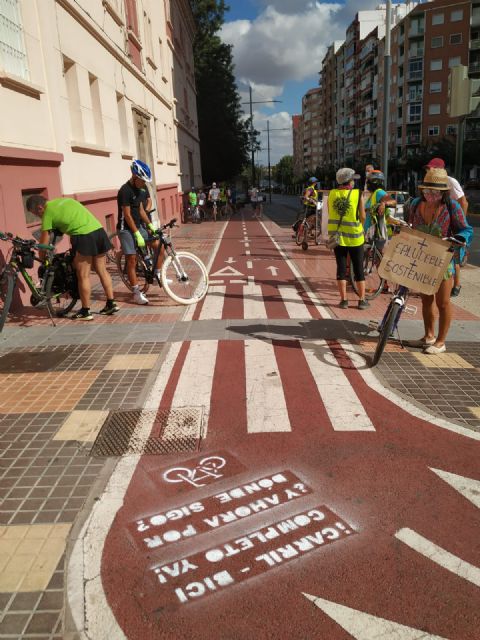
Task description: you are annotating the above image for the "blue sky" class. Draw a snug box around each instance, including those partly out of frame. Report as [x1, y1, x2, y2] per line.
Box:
[221, 0, 381, 164]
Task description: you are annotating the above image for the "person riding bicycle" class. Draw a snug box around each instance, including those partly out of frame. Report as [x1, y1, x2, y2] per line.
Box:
[117, 160, 162, 305]
[364, 170, 397, 248]
[26, 195, 118, 320]
[198, 188, 207, 220]
[293, 177, 319, 236]
[208, 182, 220, 220]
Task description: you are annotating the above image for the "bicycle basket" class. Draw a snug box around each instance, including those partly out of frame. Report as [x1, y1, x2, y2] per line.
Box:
[20, 250, 35, 269]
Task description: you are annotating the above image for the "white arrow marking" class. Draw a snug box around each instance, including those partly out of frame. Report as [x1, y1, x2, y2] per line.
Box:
[430, 468, 480, 508]
[303, 594, 446, 639]
[210, 265, 244, 277]
[266, 266, 279, 276]
[395, 528, 480, 587]
[225, 257, 236, 264]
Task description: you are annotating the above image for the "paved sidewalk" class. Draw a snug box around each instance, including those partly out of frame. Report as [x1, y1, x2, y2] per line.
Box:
[0, 207, 479, 638]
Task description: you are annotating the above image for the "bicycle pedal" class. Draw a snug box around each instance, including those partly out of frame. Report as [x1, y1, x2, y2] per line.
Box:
[404, 304, 418, 316]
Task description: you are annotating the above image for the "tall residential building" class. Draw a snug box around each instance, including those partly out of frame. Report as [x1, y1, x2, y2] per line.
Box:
[0, 0, 201, 250]
[301, 87, 322, 173]
[292, 114, 304, 178]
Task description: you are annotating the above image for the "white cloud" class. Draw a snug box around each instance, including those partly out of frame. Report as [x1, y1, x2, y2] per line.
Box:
[222, 4, 341, 88]
[253, 111, 293, 165]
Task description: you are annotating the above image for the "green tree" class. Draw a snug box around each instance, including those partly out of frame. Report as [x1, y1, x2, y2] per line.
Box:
[273, 155, 294, 186]
[190, 0, 252, 183]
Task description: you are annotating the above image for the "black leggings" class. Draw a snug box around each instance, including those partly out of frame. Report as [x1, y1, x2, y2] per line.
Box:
[334, 244, 365, 281]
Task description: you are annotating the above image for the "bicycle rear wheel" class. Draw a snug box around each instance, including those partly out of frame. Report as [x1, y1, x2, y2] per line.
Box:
[161, 251, 209, 305]
[45, 280, 78, 317]
[116, 251, 149, 293]
[351, 245, 384, 300]
[372, 302, 400, 366]
[295, 223, 305, 246]
[0, 268, 15, 332]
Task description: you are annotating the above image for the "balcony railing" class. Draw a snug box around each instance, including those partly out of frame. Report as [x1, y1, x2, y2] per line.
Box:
[407, 70, 423, 81]
[470, 38, 480, 50]
[469, 61, 480, 74]
[406, 134, 420, 144]
[407, 92, 423, 103]
[407, 114, 422, 124]
[408, 26, 424, 38]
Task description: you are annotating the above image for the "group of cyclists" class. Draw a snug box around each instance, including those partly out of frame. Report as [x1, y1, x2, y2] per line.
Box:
[187, 183, 237, 222]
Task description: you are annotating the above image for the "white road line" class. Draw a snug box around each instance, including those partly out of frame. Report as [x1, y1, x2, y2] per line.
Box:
[247, 275, 255, 284]
[278, 285, 313, 319]
[182, 220, 228, 323]
[245, 339, 291, 433]
[199, 285, 226, 320]
[231, 279, 247, 284]
[209, 280, 224, 285]
[395, 527, 480, 588]
[430, 468, 480, 508]
[303, 594, 446, 639]
[243, 283, 267, 318]
[302, 340, 375, 431]
[163, 340, 218, 439]
[245, 242, 250, 248]
[247, 260, 253, 269]
[260, 220, 331, 319]
[245, 249, 251, 255]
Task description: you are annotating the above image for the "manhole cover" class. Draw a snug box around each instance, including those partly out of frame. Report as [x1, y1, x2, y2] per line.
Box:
[0, 349, 69, 373]
[90, 407, 203, 457]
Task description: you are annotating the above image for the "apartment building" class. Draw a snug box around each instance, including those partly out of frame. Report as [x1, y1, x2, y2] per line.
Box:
[388, 0, 470, 163]
[303, 0, 480, 181]
[301, 87, 322, 174]
[292, 114, 304, 179]
[0, 0, 201, 250]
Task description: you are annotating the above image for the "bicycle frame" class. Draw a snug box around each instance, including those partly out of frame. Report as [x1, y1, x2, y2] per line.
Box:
[377, 284, 409, 334]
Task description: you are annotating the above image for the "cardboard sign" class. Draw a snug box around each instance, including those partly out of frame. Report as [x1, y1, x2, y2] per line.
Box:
[378, 228, 452, 295]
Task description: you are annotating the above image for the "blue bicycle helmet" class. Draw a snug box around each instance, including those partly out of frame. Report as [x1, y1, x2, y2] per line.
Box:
[308, 176, 318, 184]
[131, 159, 152, 183]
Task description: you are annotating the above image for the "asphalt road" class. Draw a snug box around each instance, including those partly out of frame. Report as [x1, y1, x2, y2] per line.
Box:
[265, 194, 480, 267]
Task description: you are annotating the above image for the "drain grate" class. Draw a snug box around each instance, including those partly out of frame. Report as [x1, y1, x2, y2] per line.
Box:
[90, 407, 203, 457]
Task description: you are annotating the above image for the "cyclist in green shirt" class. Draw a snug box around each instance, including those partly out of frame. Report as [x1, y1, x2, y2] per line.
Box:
[26, 195, 118, 320]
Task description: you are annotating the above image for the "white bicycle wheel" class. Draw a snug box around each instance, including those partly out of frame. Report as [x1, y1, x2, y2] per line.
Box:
[161, 251, 209, 305]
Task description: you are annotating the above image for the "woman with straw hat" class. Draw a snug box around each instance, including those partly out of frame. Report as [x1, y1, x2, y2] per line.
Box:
[407, 167, 473, 354]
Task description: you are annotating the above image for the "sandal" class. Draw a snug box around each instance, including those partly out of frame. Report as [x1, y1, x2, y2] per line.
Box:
[405, 337, 435, 348]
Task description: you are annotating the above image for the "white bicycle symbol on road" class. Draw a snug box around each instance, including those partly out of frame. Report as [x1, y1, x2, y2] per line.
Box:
[162, 456, 227, 488]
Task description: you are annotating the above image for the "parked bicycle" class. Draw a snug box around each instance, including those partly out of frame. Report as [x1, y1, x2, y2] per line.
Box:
[0, 231, 79, 331]
[350, 222, 386, 300]
[116, 218, 209, 305]
[294, 206, 322, 251]
[372, 228, 466, 365]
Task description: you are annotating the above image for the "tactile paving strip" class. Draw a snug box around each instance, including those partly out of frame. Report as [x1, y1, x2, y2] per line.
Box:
[90, 408, 202, 456]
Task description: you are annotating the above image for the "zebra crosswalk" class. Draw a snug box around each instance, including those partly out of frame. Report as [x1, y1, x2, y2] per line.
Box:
[162, 337, 375, 435]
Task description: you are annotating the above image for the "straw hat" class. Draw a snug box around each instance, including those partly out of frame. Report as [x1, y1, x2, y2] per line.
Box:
[419, 167, 450, 191]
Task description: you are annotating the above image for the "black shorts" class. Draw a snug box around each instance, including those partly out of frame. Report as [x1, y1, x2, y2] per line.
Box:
[71, 228, 112, 257]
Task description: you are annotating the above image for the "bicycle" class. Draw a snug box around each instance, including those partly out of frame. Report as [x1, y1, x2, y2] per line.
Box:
[372, 229, 466, 366]
[0, 232, 79, 331]
[106, 231, 120, 263]
[350, 226, 386, 300]
[294, 206, 322, 251]
[187, 204, 201, 224]
[116, 218, 209, 305]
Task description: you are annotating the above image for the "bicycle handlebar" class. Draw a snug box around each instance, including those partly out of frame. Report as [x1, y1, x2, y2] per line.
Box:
[0, 231, 54, 252]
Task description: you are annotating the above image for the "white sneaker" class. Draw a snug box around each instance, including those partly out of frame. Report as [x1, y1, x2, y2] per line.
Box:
[156, 271, 172, 285]
[133, 289, 149, 305]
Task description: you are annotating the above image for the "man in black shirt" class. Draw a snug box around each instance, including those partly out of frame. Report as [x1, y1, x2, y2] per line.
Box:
[117, 160, 162, 304]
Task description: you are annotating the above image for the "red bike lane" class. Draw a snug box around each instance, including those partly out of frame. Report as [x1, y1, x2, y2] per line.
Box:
[95, 212, 480, 639]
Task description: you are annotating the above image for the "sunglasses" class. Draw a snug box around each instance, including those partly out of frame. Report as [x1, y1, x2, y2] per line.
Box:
[422, 189, 442, 194]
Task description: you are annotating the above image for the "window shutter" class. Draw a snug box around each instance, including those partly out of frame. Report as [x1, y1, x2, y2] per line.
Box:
[0, 0, 29, 79]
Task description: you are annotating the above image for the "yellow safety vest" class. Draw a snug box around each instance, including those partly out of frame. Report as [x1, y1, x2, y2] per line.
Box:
[327, 189, 364, 247]
[303, 186, 318, 209]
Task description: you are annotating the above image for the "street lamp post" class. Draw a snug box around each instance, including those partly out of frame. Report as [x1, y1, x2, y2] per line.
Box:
[261, 121, 290, 203]
[242, 89, 282, 186]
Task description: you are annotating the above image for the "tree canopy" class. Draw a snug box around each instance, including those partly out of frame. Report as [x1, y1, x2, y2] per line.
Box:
[190, 0, 252, 183]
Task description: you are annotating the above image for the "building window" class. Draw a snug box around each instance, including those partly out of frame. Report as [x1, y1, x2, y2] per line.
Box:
[429, 104, 441, 115]
[431, 36, 443, 48]
[116, 93, 129, 151]
[430, 81, 442, 93]
[432, 13, 444, 25]
[125, 0, 139, 35]
[428, 125, 440, 136]
[63, 57, 83, 141]
[446, 124, 458, 136]
[430, 59, 442, 71]
[451, 9, 463, 22]
[0, 0, 29, 79]
[450, 33, 462, 45]
[449, 56, 461, 68]
[89, 73, 105, 146]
